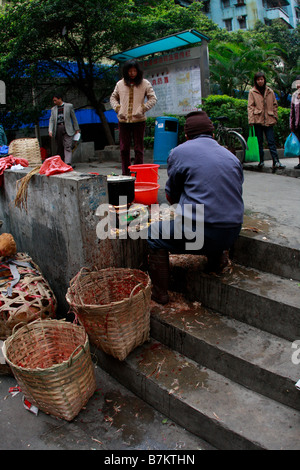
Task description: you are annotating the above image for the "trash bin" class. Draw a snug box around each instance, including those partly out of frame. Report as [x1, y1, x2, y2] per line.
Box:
[153, 117, 178, 165]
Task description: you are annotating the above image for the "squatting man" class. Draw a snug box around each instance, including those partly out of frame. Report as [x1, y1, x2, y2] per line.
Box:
[147, 111, 244, 305]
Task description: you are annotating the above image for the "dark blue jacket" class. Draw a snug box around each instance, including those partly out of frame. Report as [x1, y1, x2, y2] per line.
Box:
[165, 135, 244, 227]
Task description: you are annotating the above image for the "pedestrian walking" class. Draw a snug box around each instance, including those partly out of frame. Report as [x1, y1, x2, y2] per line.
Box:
[48, 93, 80, 166]
[110, 60, 157, 175]
[290, 75, 300, 169]
[248, 72, 285, 169]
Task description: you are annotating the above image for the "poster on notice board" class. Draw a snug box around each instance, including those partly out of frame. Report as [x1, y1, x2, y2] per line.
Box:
[143, 46, 202, 117]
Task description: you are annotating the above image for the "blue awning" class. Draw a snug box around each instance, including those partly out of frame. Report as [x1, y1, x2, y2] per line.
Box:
[36, 108, 118, 128]
[109, 29, 210, 62]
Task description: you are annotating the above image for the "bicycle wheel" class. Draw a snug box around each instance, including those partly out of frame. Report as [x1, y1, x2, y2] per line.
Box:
[225, 130, 247, 164]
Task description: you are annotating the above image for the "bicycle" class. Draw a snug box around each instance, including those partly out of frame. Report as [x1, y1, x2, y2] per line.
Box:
[213, 116, 247, 164]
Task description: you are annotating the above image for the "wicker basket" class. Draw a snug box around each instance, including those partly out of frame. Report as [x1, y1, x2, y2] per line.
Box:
[2, 319, 97, 421]
[0, 253, 57, 341]
[9, 138, 42, 167]
[66, 267, 151, 361]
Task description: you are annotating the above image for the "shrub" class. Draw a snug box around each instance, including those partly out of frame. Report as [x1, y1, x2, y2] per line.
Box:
[145, 95, 291, 148]
[201, 95, 290, 148]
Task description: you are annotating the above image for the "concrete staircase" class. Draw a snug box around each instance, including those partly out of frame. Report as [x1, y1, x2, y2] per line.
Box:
[94, 221, 300, 450]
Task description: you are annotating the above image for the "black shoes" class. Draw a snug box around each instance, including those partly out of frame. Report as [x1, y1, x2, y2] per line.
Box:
[257, 162, 264, 168]
[294, 163, 300, 169]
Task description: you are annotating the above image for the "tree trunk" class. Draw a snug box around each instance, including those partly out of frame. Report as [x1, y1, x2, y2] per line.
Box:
[94, 104, 115, 146]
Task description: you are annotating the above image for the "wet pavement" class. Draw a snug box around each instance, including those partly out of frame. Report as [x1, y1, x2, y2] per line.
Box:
[0, 361, 214, 451]
[0, 154, 299, 452]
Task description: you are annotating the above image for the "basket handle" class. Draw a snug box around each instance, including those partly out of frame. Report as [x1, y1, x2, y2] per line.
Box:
[129, 283, 144, 298]
[67, 343, 87, 367]
[11, 321, 28, 335]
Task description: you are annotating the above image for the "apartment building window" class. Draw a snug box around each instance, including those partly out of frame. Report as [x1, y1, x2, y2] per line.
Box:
[238, 15, 247, 28]
[224, 18, 233, 30]
[221, 0, 231, 7]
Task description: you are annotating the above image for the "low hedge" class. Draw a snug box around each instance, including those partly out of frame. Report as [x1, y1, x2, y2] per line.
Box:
[145, 95, 291, 148]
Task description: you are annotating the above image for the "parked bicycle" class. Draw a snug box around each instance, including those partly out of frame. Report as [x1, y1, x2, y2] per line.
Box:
[213, 116, 247, 164]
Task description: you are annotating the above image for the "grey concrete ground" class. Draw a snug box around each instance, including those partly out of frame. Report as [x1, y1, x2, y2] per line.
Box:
[0, 155, 299, 451]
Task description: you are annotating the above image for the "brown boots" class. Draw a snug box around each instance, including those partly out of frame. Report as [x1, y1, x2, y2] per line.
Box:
[148, 247, 170, 304]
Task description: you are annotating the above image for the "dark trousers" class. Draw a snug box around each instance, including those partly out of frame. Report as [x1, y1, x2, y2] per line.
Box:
[119, 121, 146, 175]
[147, 219, 241, 262]
[254, 124, 279, 165]
[295, 129, 300, 159]
[55, 123, 73, 164]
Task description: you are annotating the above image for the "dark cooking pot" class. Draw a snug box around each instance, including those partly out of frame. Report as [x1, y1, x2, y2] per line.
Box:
[107, 175, 136, 206]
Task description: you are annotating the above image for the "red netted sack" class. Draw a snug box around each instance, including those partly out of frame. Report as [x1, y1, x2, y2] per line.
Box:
[39, 156, 73, 176]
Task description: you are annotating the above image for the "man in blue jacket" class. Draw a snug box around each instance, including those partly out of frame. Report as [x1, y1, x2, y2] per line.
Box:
[147, 111, 244, 304]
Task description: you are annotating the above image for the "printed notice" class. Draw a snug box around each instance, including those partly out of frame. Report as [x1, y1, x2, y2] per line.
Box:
[144, 48, 202, 117]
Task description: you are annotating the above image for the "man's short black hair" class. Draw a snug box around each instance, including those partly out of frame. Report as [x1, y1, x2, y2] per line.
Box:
[53, 92, 63, 100]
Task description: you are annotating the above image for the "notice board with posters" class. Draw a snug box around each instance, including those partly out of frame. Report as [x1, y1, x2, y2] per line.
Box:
[142, 46, 205, 117]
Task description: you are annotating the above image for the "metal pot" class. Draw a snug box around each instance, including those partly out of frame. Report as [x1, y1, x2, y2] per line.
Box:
[107, 175, 136, 206]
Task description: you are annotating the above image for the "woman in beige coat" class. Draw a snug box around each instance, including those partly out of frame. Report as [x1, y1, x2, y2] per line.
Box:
[110, 60, 157, 175]
[248, 72, 285, 169]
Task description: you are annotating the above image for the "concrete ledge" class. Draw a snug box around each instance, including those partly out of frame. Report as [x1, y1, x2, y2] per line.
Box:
[0, 168, 146, 313]
[72, 141, 95, 163]
[101, 146, 154, 164]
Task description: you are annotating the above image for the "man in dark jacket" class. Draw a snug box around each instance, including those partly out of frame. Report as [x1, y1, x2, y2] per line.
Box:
[147, 111, 244, 304]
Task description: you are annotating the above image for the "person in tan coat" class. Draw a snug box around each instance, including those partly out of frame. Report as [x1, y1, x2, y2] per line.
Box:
[248, 72, 285, 169]
[110, 60, 157, 175]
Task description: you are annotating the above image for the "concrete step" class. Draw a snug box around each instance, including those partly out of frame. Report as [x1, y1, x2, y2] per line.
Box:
[234, 216, 300, 282]
[169, 256, 300, 342]
[149, 294, 299, 411]
[94, 339, 300, 450]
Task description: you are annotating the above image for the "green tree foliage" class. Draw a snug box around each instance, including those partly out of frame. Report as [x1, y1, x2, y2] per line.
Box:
[208, 21, 300, 107]
[0, 0, 217, 141]
[253, 21, 300, 107]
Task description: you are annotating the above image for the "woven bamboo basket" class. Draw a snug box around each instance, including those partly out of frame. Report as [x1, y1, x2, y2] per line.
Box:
[2, 319, 97, 421]
[9, 138, 42, 167]
[0, 253, 57, 341]
[66, 267, 151, 361]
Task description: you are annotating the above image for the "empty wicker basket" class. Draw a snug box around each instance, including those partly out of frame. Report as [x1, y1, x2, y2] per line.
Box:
[9, 138, 41, 167]
[3, 319, 97, 421]
[66, 267, 151, 361]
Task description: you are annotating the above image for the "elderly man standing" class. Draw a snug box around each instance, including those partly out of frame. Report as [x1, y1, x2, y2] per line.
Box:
[147, 111, 244, 304]
[48, 93, 80, 166]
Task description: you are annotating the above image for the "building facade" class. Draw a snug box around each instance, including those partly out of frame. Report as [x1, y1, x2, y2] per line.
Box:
[176, 0, 299, 31]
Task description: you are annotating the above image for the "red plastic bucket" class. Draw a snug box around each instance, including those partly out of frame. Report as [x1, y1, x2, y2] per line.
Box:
[134, 182, 160, 205]
[129, 164, 160, 183]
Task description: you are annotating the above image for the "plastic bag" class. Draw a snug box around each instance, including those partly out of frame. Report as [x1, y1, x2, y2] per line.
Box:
[0, 156, 28, 175]
[284, 133, 300, 158]
[0, 145, 9, 155]
[39, 156, 73, 176]
[245, 127, 260, 162]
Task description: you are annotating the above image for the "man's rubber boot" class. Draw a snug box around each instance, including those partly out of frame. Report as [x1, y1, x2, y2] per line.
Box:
[148, 248, 170, 304]
[205, 250, 230, 274]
